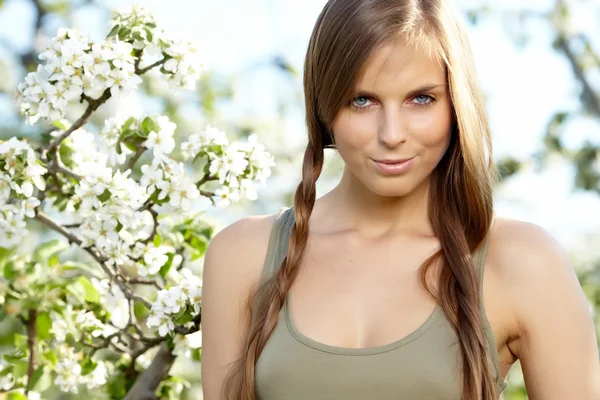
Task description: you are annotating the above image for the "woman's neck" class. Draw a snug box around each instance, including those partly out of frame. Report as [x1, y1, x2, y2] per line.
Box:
[314, 170, 434, 239]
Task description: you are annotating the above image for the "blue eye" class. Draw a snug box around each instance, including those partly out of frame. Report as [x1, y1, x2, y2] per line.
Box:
[351, 96, 371, 108]
[413, 95, 434, 106]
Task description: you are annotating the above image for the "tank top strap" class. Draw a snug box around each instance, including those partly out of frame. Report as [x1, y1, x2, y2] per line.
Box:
[250, 207, 294, 331]
[473, 216, 508, 392]
[474, 216, 495, 291]
[260, 207, 294, 280]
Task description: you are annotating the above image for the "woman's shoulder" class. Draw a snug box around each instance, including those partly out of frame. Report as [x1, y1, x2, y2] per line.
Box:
[203, 211, 283, 291]
[485, 216, 572, 282]
[485, 217, 584, 337]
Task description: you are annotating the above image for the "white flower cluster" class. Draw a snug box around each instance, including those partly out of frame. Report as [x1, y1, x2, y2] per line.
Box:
[109, 5, 159, 50]
[110, 5, 202, 92]
[74, 170, 153, 267]
[17, 28, 142, 125]
[98, 114, 137, 166]
[60, 124, 204, 275]
[54, 345, 108, 394]
[100, 114, 212, 213]
[162, 39, 203, 92]
[181, 126, 276, 207]
[0, 138, 46, 247]
[147, 269, 202, 336]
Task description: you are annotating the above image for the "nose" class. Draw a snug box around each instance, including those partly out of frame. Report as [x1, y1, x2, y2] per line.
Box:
[378, 107, 407, 148]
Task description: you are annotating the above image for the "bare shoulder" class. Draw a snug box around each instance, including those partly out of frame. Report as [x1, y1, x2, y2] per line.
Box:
[484, 217, 592, 344]
[485, 217, 573, 284]
[203, 212, 279, 288]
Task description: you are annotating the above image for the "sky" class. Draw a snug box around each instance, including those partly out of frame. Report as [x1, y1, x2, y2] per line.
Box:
[0, 0, 599, 254]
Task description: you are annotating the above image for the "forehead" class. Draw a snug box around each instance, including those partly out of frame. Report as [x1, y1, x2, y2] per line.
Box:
[354, 38, 446, 92]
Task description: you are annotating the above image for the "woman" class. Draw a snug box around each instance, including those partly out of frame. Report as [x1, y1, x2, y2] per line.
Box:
[201, 0, 600, 399]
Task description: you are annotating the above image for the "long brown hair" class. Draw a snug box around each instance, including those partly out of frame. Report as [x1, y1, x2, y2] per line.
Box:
[224, 1, 498, 399]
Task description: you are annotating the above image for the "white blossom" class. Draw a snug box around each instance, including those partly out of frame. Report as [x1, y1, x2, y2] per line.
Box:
[163, 39, 203, 92]
[54, 347, 82, 393]
[146, 268, 202, 336]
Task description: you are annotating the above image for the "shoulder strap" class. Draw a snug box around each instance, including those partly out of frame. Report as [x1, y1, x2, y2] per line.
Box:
[250, 207, 294, 331]
[260, 207, 295, 280]
[474, 216, 495, 292]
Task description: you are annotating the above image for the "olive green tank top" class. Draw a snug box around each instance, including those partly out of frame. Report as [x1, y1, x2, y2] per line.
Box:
[254, 207, 508, 399]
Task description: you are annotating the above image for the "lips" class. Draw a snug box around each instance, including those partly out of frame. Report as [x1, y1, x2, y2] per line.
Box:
[372, 157, 414, 164]
[371, 156, 416, 175]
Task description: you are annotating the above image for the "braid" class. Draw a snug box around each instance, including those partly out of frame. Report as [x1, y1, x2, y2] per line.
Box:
[223, 140, 324, 399]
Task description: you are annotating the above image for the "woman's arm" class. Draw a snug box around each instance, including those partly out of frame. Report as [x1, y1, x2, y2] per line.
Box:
[493, 220, 600, 399]
[200, 214, 276, 400]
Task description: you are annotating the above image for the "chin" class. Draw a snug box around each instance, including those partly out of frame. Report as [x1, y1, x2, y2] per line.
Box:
[365, 178, 421, 198]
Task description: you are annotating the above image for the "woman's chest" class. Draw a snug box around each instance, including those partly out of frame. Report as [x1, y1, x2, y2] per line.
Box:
[289, 236, 441, 349]
[255, 306, 461, 400]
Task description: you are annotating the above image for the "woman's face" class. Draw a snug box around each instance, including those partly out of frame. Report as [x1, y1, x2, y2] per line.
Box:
[331, 38, 453, 198]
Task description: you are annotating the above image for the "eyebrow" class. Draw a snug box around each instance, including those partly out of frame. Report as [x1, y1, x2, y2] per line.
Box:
[353, 83, 447, 99]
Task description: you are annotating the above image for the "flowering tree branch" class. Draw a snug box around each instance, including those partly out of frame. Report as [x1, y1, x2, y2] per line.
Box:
[1, 5, 274, 399]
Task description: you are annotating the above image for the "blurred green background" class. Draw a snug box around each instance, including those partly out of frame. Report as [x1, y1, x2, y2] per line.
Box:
[0, 0, 599, 398]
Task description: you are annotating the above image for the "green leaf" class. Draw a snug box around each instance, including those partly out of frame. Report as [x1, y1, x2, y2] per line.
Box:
[192, 347, 202, 362]
[124, 141, 137, 152]
[43, 349, 57, 367]
[159, 253, 174, 278]
[153, 233, 162, 247]
[98, 188, 111, 202]
[77, 276, 100, 304]
[108, 373, 127, 399]
[141, 116, 159, 135]
[51, 119, 69, 130]
[80, 358, 97, 376]
[3, 259, 18, 280]
[145, 28, 154, 42]
[33, 239, 69, 265]
[14, 334, 28, 351]
[174, 309, 193, 325]
[122, 116, 136, 131]
[3, 352, 26, 363]
[7, 391, 28, 400]
[189, 234, 208, 257]
[132, 31, 144, 41]
[108, 24, 120, 38]
[12, 359, 28, 379]
[36, 312, 52, 340]
[118, 27, 131, 40]
[0, 246, 14, 270]
[27, 365, 44, 391]
[53, 196, 69, 212]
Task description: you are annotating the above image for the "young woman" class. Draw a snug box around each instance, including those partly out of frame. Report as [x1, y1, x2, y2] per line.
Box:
[201, 0, 600, 399]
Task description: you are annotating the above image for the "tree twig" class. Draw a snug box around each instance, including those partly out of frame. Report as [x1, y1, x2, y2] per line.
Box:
[33, 210, 153, 309]
[135, 58, 167, 75]
[24, 309, 37, 395]
[40, 89, 112, 157]
[127, 144, 147, 171]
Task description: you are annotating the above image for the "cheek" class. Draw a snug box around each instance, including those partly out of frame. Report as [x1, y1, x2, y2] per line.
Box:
[407, 109, 452, 150]
[332, 113, 376, 150]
